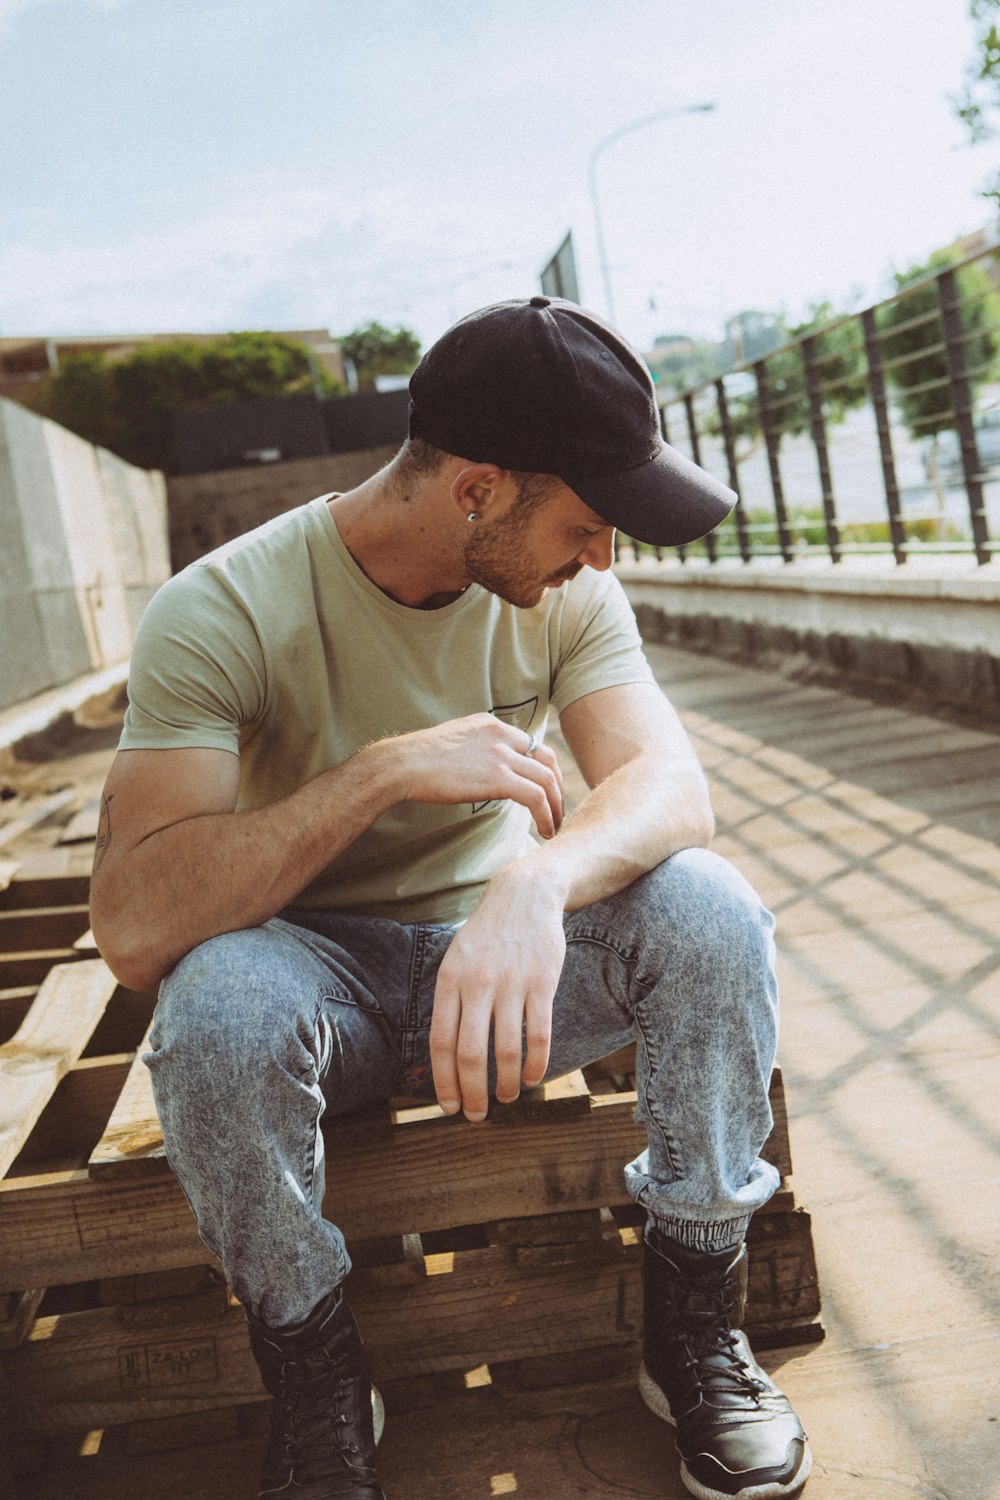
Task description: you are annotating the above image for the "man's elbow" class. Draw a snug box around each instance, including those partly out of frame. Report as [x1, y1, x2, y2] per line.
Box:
[93, 931, 168, 994]
[679, 808, 715, 854]
[90, 898, 169, 994]
[687, 779, 716, 849]
[693, 810, 716, 849]
[110, 952, 170, 994]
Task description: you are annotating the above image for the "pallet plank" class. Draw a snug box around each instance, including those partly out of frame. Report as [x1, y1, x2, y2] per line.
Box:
[58, 799, 100, 845]
[89, 1021, 168, 1179]
[0, 851, 92, 910]
[0, 791, 74, 852]
[16, 1053, 132, 1166]
[0, 985, 37, 1045]
[0, 1169, 214, 1289]
[0, 905, 91, 952]
[0, 949, 83, 988]
[0, 959, 118, 1176]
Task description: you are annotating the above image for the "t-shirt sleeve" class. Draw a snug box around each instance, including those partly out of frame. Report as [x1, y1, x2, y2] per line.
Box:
[119, 566, 266, 754]
[549, 571, 655, 715]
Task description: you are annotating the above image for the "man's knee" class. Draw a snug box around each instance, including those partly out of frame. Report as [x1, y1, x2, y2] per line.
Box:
[628, 849, 776, 993]
[152, 925, 313, 1070]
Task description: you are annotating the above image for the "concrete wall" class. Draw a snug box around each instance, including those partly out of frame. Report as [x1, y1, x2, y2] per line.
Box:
[167, 446, 399, 571]
[618, 557, 1000, 720]
[0, 397, 170, 712]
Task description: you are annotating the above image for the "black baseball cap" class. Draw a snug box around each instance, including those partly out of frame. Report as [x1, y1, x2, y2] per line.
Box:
[408, 295, 736, 546]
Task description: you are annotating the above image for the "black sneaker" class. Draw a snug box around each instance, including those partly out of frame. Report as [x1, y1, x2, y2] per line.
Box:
[246, 1287, 386, 1499]
[638, 1234, 811, 1500]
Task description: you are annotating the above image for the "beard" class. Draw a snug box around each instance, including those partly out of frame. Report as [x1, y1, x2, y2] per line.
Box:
[463, 506, 581, 609]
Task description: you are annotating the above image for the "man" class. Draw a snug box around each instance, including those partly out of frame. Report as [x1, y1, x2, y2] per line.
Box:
[90, 296, 811, 1500]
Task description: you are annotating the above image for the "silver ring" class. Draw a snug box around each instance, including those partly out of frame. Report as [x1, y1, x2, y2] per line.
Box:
[524, 732, 538, 758]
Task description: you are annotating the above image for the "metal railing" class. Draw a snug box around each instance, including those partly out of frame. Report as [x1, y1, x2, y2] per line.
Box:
[626, 241, 1000, 567]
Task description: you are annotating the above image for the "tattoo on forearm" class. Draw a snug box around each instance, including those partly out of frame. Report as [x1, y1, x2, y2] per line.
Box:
[94, 792, 114, 870]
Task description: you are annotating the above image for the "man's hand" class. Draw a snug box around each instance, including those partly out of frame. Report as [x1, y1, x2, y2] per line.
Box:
[429, 866, 567, 1121]
[392, 713, 564, 839]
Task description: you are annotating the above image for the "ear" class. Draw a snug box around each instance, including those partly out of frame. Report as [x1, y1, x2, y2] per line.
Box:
[449, 463, 518, 521]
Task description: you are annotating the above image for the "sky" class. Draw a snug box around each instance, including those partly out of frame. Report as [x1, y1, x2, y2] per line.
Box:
[1, 0, 997, 356]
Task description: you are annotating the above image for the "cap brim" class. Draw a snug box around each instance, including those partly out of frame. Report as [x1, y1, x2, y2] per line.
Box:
[565, 442, 737, 547]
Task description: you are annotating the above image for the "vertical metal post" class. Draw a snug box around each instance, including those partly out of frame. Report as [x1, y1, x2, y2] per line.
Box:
[937, 268, 991, 566]
[714, 378, 751, 563]
[861, 308, 907, 565]
[800, 336, 841, 563]
[684, 394, 717, 562]
[660, 403, 684, 563]
[753, 361, 793, 562]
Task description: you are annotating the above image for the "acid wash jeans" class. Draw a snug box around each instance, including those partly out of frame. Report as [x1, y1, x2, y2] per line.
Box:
[145, 847, 780, 1329]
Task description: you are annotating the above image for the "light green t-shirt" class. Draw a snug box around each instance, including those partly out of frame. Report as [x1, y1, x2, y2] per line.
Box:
[121, 495, 655, 923]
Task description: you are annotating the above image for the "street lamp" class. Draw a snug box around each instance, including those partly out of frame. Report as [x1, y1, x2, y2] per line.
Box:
[588, 103, 716, 326]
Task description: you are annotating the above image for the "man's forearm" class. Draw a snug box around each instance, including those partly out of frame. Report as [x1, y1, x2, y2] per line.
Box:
[92, 745, 400, 991]
[489, 751, 714, 914]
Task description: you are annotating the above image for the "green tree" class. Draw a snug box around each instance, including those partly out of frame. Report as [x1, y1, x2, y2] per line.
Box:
[45, 351, 116, 452]
[879, 246, 1000, 528]
[339, 322, 421, 390]
[42, 331, 335, 472]
[879, 248, 999, 439]
[955, 0, 1000, 205]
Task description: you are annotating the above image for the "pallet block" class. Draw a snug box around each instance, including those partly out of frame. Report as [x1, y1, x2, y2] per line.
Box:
[0, 873, 824, 1446]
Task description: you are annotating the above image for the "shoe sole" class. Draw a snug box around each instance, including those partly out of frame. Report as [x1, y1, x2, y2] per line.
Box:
[637, 1363, 813, 1500]
[372, 1384, 386, 1447]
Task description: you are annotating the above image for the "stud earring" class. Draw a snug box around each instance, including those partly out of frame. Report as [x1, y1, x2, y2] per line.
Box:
[467, 511, 479, 521]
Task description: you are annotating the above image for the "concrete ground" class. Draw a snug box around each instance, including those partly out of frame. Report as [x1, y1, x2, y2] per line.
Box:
[6, 641, 1000, 1500]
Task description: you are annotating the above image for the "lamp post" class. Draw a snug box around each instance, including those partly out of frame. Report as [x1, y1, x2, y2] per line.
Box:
[588, 103, 716, 327]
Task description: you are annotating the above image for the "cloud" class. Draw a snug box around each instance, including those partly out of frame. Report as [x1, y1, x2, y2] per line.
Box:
[0, 176, 508, 343]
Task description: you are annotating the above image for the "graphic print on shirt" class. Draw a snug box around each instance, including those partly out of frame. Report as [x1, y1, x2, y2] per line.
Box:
[471, 697, 540, 814]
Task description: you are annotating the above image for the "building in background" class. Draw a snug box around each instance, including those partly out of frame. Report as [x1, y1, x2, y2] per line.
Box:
[721, 310, 784, 368]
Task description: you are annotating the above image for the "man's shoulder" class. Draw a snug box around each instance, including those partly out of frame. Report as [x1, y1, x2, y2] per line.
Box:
[190, 495, 331, 575]
[158, 498, 335, 621]
[140, 498, 334, 645]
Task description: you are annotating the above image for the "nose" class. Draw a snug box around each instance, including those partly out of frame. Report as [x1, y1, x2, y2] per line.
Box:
[578, 527, 616, 571]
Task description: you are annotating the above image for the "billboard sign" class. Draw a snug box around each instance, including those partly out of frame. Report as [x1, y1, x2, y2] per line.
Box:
[540, 231, 580, 305]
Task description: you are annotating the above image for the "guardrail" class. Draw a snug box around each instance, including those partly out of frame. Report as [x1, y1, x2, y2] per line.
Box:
[632, 241, 1000, 567]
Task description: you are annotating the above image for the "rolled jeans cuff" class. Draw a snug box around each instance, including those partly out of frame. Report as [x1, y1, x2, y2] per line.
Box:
[644, 1214, 752, 1255]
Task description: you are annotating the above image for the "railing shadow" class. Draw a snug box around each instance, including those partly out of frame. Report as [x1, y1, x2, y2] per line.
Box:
[653, 642, 1000, 1482]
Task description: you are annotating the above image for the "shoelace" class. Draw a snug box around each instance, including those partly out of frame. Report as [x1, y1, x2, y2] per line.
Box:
[274, 1353, 364, 1466]
[673, 1278, 769, 1405]
[679, 1327, 769, 1402]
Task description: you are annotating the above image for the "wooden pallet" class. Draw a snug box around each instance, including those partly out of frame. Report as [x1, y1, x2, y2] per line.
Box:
[0, 863, 823, 1445]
